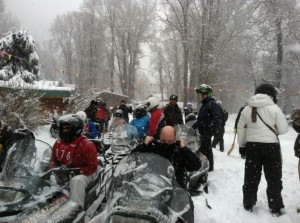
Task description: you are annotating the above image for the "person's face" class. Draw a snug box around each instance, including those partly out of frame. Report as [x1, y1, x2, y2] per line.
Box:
[160, 129, 176, 145]
[200, 93, 208, 101]
[169, 99, 177, 105]
[62, 125, 72, 132]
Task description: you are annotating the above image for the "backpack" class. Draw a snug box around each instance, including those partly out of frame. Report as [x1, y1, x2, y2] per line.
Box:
[209, 101, 228, 125]
[222, 109, 229, 124]
[95, 108, 105, 120]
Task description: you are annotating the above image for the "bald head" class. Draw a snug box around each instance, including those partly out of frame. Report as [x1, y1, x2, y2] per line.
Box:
[160, 126, 176, 144]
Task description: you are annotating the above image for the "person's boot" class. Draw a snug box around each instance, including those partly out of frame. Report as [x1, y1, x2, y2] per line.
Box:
[271, 208, 282, 217]
[244, 205, 253, 212]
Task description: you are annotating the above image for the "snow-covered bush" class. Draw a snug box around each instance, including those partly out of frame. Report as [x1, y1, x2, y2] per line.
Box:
[0, 89, 49, 130]
[0, 29, 40, 83]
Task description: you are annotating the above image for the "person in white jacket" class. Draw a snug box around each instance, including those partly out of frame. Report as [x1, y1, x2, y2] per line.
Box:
[237, 83, 288, 216]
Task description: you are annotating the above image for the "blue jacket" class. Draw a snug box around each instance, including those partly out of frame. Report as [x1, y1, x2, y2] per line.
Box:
[196, 97, 223, 136]
[129, 115, 150, 139]
[86, 119, 97, 139]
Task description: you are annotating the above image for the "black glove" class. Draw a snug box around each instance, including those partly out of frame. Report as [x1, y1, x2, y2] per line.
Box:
[192, 122, 197, 129]
[212, 131, 222, 148]
[239, 147, 246, 159]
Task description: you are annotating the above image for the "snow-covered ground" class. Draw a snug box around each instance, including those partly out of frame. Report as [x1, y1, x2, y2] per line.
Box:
[34, 114, 300, 223]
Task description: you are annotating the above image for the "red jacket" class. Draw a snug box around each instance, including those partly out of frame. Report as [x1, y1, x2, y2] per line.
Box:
[147, 108, 163, 136]
[48, 135, 98, 176]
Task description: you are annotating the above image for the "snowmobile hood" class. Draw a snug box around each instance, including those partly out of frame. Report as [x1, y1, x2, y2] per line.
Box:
[94, 153, 192, 223]
[0, 186, 30, 210]
[247, 94, 275, 108]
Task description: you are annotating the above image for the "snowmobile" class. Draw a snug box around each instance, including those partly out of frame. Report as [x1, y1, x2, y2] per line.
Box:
[174, 124, 209, 193]
[89, 152, 195, 223]
[50, 116, 59, 138]
[88, 125, 208, 223]
[0, 130, 112, 223]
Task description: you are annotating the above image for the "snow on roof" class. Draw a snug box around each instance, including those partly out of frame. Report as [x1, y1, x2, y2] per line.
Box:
[0, 77, 75, 92]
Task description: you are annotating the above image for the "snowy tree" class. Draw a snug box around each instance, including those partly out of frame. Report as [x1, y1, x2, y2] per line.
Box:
[0, 29, 40, 83]
[0, 90, 48, 130]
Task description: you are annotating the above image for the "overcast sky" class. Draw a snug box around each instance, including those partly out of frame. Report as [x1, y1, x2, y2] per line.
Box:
[4, 0, 83, 43]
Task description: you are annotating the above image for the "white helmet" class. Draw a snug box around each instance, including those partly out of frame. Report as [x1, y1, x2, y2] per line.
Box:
[76, 111, 87, 122]
[216, 100, 222, 106]
[145, 96, 159, 112]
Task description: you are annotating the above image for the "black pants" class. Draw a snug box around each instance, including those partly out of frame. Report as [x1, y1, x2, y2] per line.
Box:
[243, 142, 284, 210]
[200, 132, 214, 171]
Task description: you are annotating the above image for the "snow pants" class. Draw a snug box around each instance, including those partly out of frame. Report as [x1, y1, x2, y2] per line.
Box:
[243, 142, 284, 210]
[70, 173, 95, 209]
[200, 132, 214, 171]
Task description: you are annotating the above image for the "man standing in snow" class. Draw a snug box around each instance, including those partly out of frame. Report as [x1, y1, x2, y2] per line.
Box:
[195, 84, 222, 172]
[237, 83, 288, 216]
[48, 114, 98, 209]
[163, 94, 183, 126]
[118, 100, 133, 123]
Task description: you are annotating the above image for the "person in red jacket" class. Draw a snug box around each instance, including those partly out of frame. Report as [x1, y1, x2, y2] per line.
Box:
[144, 96, 163, 138]
[48, 114, 98, 209]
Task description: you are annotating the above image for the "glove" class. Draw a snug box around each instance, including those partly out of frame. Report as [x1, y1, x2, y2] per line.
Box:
[239, 147, 246, 159]
[234, 128, 237, 134]
[212, 132, 220, 148]
[192, 122, 197, 129]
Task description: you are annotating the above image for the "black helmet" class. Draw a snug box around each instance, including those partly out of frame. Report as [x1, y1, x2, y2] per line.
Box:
[169, 94, 178, 101]
[134, 105, 147, 119]
[185, 113, 197, 123]
[255, 83, 277, 103]
[58, 114, 84, 142]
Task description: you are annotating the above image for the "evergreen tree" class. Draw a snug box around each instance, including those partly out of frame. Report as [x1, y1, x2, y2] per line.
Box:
[0, 29, 40, 83]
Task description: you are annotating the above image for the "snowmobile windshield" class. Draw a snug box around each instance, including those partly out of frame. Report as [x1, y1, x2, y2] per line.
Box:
[113, 153, 174, 198]
[109, 117, 128, 132]
[109, 124, 138, 153]
[174, 124, 199, 153]
[0, 187, 30, 206]
[0, 138, 52, 180]
[97, 153, 184, 223]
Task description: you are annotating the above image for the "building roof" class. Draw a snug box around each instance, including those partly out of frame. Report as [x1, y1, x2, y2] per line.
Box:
[0, 79, 75, 97]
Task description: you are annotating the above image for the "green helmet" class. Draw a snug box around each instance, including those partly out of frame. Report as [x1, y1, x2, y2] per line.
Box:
[195, 84, 213, 97]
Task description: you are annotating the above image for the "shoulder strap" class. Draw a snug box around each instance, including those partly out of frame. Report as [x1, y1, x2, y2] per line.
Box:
[257, 112, 278, 139]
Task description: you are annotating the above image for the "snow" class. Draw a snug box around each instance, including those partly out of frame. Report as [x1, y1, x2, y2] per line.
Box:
[32, 114, 300, 223]
[0, 79, 75, 91]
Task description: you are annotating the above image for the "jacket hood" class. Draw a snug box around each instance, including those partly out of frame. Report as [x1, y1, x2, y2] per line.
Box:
[247, 94, 274, 108]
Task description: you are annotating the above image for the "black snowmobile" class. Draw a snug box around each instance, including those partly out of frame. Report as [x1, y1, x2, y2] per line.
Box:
[89, 152, 195, 223]
[0, 130, 112, 223]
[88, 124, 209, 223]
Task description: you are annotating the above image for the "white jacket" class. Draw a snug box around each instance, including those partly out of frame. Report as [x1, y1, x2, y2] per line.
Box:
[237, 94, 288, 147]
